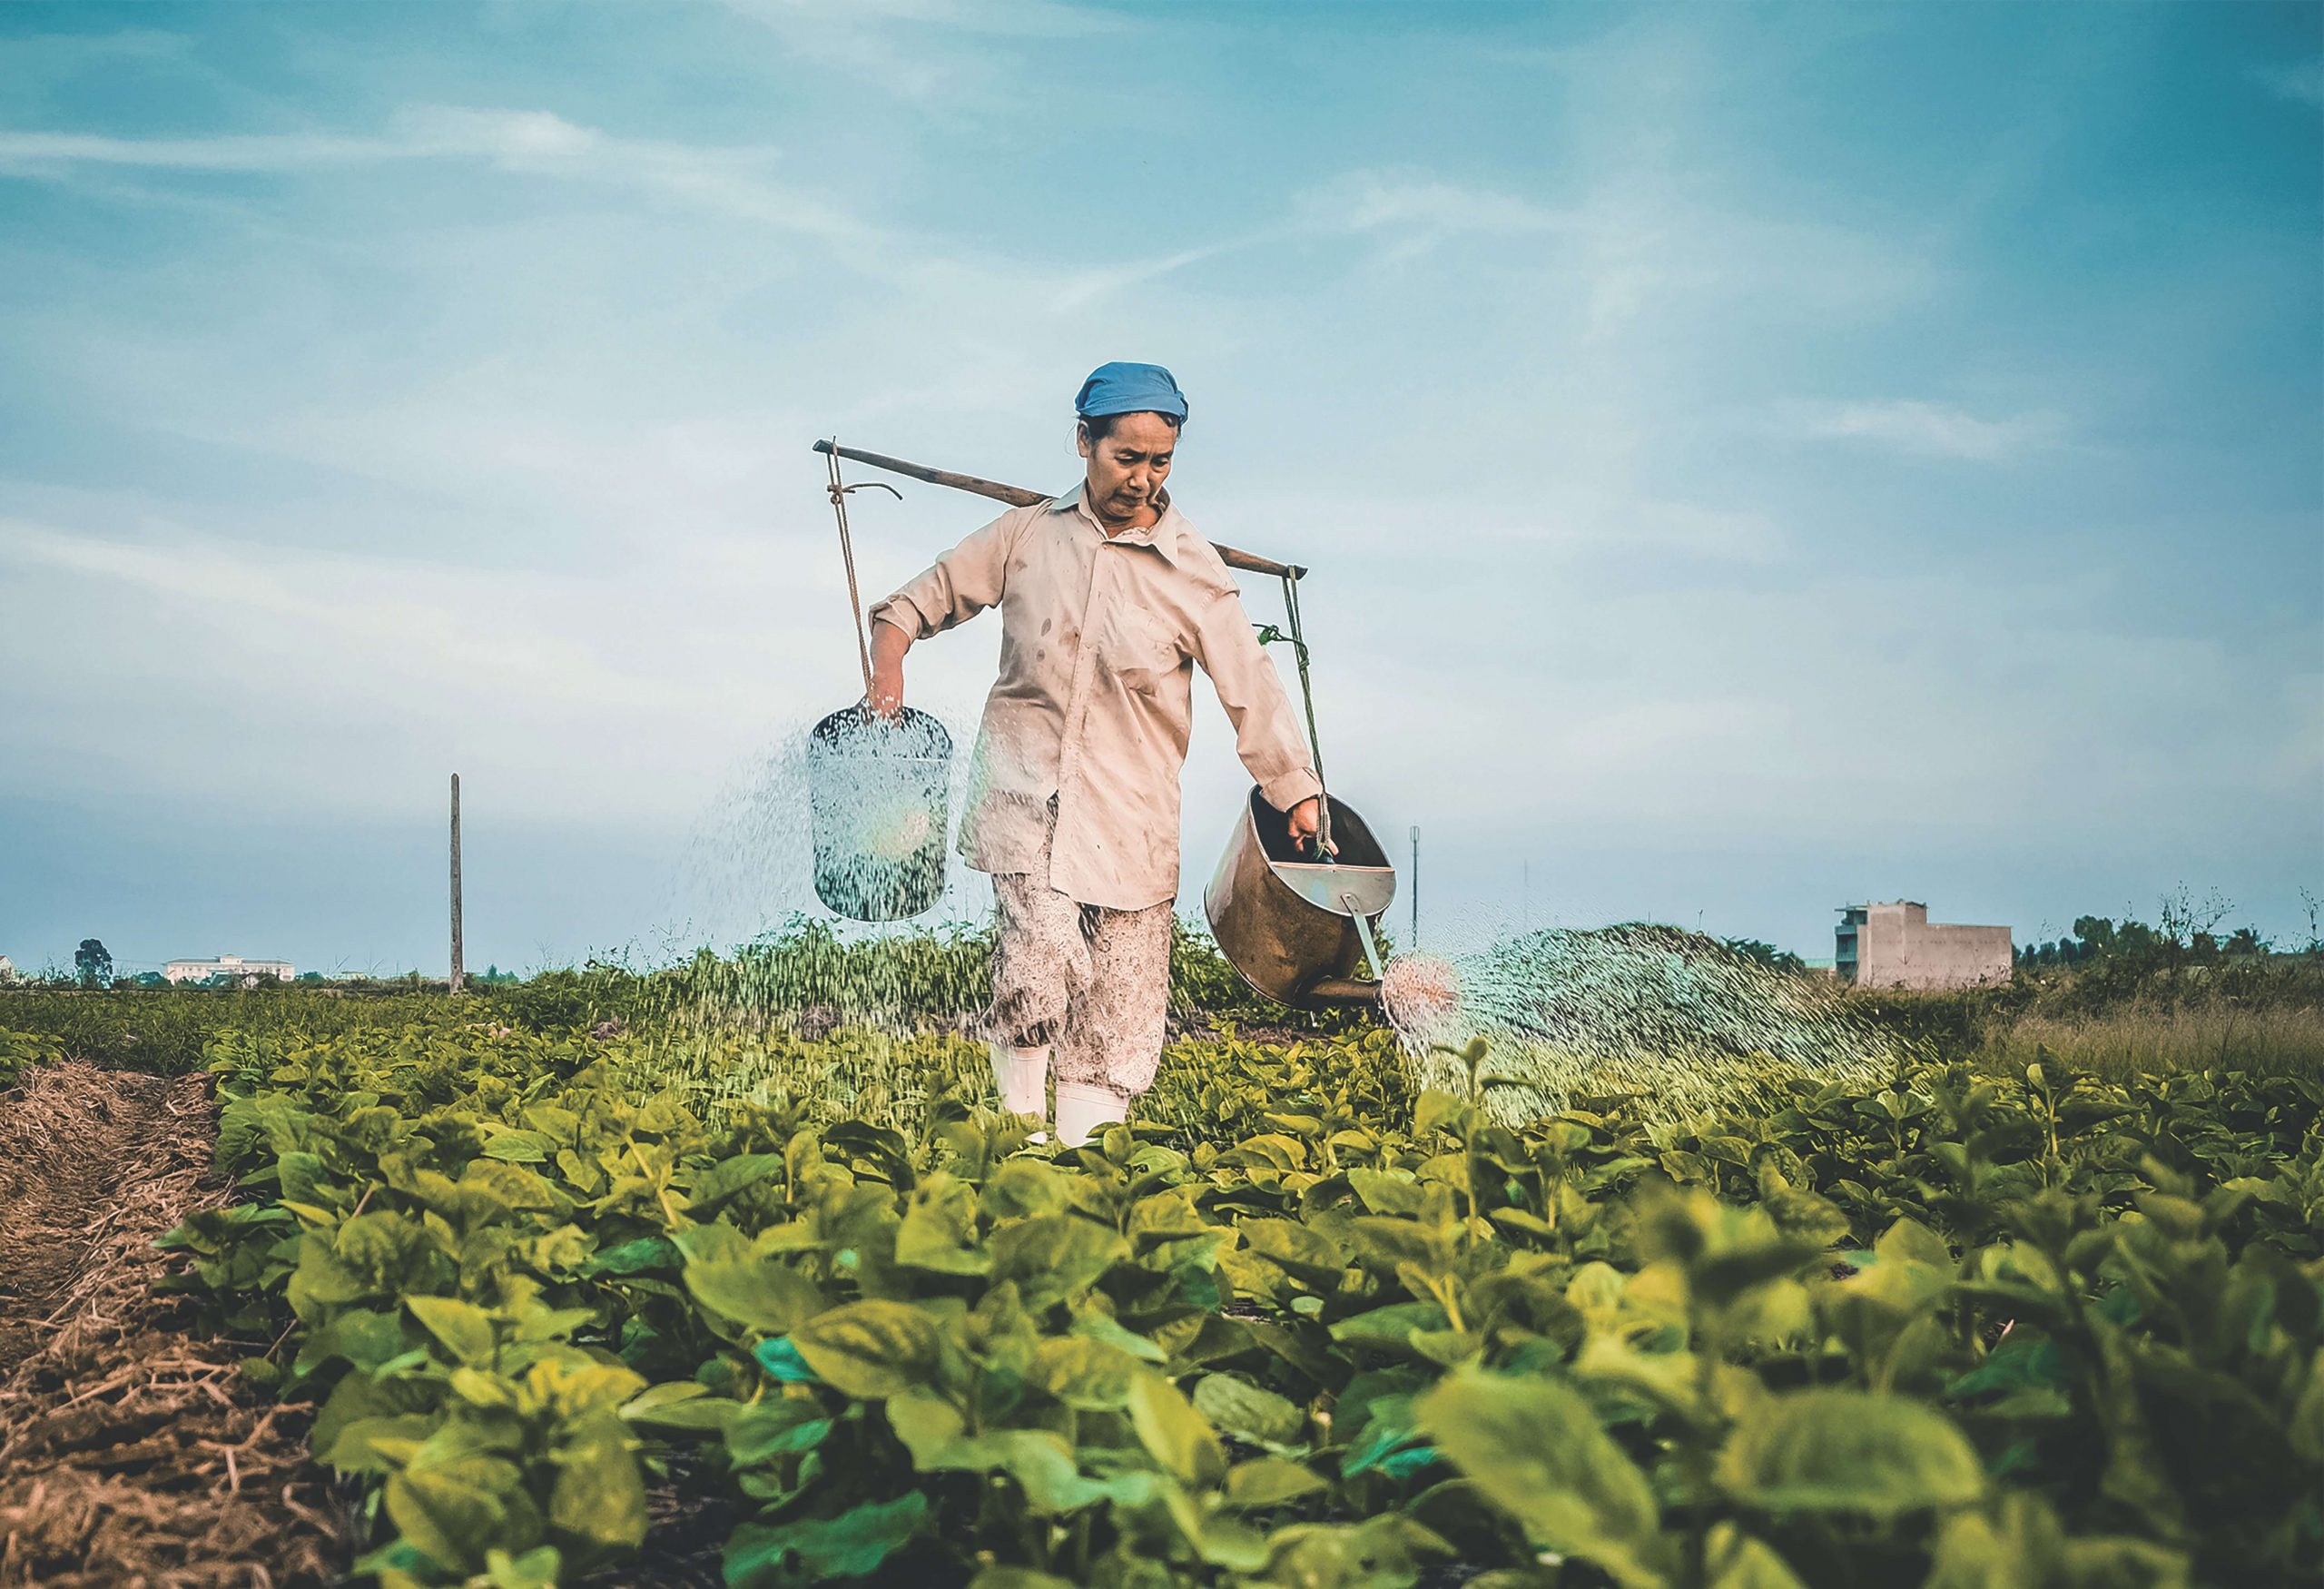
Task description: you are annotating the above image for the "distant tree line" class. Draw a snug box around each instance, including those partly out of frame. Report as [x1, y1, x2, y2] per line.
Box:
[2017, 890, 2320, 972]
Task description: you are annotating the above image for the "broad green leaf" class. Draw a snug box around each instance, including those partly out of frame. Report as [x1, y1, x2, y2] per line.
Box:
[288, 1238, 376, 1318]
[674, 1220, 753, 1265]
[895, 1171, 991, 1276]
[449, 1368, 520, 1410]
[1192, 1374, 1305, 1448]
[1030, 1336, 1142, 1410]
[2057, 1538, 2192, 1589]
[481, 1130, 556, 1163]
[1689, 1240, 1826, 1310]
[1328, 1301, 1449, 1354]
[1418, 1367, 1668, 1589]
[339, 1210, 430, 1272]
[407, 1295, 497, 1367]
[537, 1359, 647, 1417]
[299, 1306, 411, 1375]
[548, 1433, 648, 1551]
[790, 1300, 942, 1399]
[277, 1150, 333, 1205]
[1224, 1456, 1330, 1508]
[582, 1236, 677, 1277]
[988, 1214, 1129, 1310]
[1128, 1187, 1214, 1245]
[887, 1389, 1150, 1514]
[753, 1337, 819, 1384]
[1717, 1388, 1986, 1519]
[621, 1383, 743, 1433]
[725, 1396, 835, 1465]
[1239, 1218, 1346, 1285]
[312, 1370, 416, 1466]
[1256, 1514, 1453, 1586]
[385, 1468, 505, 1576]
[1923, 1492, 2067, 1589]
[1876, 1217, 1956, 1271]
[981, 1158, 1068, 1219]
[1069, 1310, 1167, 1363]
[450, 1159, 556, 1218]
[1706, 1524, 1809, 1589]
[323, 1414, 438, 1474]
[1129, 1371, 1226, 1486]
[684, 1254, 824, 1335]
[1947, 1337, 2066, 1403]
[1347, 1166, 1413, 1217]
[689, 1151, 786, 1212]
[724, 1491, 928, 1588]
[483, 1546, 563, 1589]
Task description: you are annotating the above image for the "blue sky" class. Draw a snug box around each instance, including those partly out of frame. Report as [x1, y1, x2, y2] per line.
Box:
[1, 1, 2319, 977]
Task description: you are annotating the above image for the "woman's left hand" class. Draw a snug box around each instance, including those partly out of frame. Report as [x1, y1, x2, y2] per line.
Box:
[1287, 796, 1334, 855]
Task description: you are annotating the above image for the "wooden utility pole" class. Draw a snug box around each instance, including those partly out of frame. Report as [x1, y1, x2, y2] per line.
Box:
[449, 773, 465, 994]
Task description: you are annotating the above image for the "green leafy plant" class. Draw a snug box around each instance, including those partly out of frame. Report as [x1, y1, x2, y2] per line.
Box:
[123, 1007, 2320, 1588]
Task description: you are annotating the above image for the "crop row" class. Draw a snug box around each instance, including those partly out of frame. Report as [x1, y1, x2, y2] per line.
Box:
[146, 1017, 2323, 1588]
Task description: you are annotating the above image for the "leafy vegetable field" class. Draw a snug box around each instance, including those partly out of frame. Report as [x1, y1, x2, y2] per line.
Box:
[111, 1004, 2323, 1589]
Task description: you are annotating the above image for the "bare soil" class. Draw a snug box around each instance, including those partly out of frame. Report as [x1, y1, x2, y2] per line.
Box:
[0, 1063, 349, 1588]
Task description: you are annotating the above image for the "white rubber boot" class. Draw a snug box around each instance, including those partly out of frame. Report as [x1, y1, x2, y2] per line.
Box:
[989, 1042, 1049, 1120]
[1053, 1080, 1130, 1149]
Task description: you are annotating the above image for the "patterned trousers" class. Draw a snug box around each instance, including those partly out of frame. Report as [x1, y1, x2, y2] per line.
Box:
[989, 855, 1175, 1097]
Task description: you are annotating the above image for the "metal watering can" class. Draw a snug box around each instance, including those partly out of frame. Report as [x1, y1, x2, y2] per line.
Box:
[1205, 788, 1396, 1008]
[806, 443, 955, 923]
[806, 703, 952, 921]
[806, 440, 1395, 1002]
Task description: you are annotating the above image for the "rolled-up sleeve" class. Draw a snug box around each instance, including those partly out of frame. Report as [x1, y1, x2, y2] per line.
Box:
[869, 509, 1019, 640]
[1192, 591, 1324, 813]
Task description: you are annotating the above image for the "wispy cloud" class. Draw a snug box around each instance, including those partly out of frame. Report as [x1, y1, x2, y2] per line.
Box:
[1795, 400, 2063, 461]
[0, 515, 665, 709]
[2254, 56, 2324, 108]
[712, 0, 1126, 106]
[723, 0, 1121, 39]
[1300, 168, 1581, 242]
[0, 506, 881, 832]
[0, 107, 891, 249]
[1282, 164, 1939, 338]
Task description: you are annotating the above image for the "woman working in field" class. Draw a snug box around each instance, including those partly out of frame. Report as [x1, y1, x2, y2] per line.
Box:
[865, 362, 1324, 1146]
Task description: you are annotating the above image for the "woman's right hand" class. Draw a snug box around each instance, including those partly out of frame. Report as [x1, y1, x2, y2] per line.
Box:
[868, 661, 904, 718]
[867, 619, 911, 718]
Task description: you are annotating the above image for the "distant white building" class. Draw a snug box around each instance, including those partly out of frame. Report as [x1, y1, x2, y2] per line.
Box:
[0, 953, 15, 982]
[163, 953, 296, 986]
[1836, 903, 2012, 991]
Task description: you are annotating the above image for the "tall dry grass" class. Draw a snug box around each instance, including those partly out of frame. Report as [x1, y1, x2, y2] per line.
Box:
[1980, 1002, 2324, 1080]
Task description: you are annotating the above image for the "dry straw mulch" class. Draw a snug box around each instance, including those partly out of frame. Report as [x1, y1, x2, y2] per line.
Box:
[0, 1063, 349, 1588]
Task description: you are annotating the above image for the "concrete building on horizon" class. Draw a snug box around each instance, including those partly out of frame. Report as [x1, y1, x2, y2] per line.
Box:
[1836, 902, 2012, 991]
[162, 953, 296, 986]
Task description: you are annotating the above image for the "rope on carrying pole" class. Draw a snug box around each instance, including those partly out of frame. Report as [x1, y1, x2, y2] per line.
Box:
[1262, 569, 1334, 859]
[823, 437, 901, 707]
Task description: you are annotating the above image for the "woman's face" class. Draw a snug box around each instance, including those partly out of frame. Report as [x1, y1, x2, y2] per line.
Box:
[1078, 411, 1178, 526]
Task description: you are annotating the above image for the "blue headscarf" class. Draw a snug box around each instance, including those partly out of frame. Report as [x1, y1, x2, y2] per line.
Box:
[1075, 360, 1188, 421]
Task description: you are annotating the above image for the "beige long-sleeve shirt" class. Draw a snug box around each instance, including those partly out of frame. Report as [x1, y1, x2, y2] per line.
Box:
[868, 487, 1323, 911]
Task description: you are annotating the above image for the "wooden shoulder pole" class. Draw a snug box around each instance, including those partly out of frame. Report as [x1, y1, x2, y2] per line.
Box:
[811, 439, 1307, 580]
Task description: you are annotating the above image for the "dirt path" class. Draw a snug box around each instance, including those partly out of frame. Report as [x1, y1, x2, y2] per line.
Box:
[0, 1063, 348, 1588]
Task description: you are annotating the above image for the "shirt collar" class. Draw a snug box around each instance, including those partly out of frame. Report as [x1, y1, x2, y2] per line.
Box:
[1049, 483, 1185, 567]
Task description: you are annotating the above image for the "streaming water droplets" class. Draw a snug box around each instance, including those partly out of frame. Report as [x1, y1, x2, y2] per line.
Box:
[1383, 924, 1892, 1128]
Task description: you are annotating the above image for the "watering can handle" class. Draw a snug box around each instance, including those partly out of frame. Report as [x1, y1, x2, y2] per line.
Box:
[810, 440, 1306, 581]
